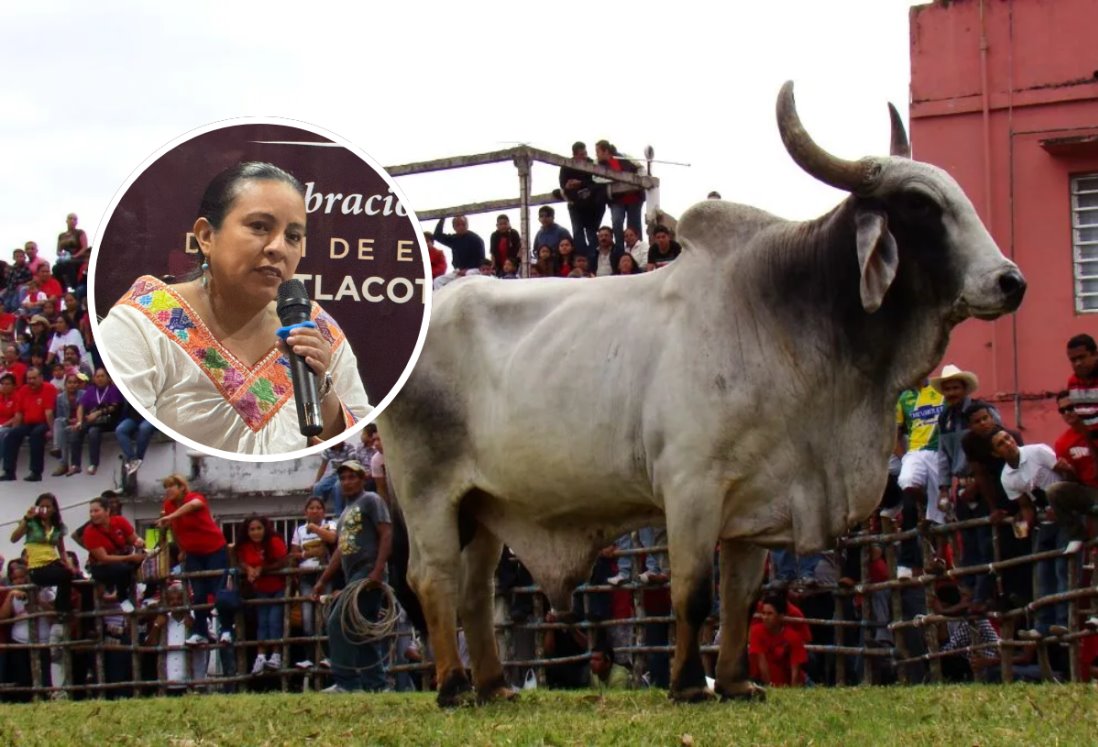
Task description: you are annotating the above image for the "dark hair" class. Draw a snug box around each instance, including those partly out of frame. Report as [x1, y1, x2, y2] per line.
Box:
[89, 497, 110, 511]
[33, 492, 64, 529]
[365, 422, 378, 436]
[615, 253, 638, 275]
[653, 225, 671, 237]
[304, 496, 326, 511]
[1068, 334, 1097, 353]
[54, 313, 73, 330]
[936, 584, 962, 607]
[1057, 389, 1071, 401]
[761, 591, 788, 615]
[496, 214, 509, 223]
[0, 373, 14, 385]
[571, 141, 586, 154]
[592, 642, 615, 666]
[707, 190, 722, 199]
[538, 206, 554, 218]
[595, 139, 617, 156]
[597, 225, 613, 234]
[962, 400, 992, 422]
[198, 161, 304, 231]
[235, 514, 277, 554]
[423, 231, 434, 241]
[987, 425, 1007, 444]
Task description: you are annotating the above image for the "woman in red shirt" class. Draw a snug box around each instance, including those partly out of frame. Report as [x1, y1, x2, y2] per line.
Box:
[155, 473, 228, 646]
[235, 515, 288, 674]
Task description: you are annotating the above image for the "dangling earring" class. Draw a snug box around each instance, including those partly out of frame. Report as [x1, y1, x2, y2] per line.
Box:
[200, 255, 210, 289]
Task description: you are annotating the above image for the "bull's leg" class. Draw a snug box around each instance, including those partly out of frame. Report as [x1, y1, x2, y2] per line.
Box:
[714, 539, 769, 701]
[405, 506, 472, 708]
[457, 525, 516, 703]
[666, 513, 720, 702]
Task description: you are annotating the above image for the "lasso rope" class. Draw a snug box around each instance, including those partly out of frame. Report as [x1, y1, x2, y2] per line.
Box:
[323, 577, 400, 644]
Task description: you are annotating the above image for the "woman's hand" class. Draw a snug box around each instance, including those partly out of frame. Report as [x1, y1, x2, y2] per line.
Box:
[281, 326, 333, 382]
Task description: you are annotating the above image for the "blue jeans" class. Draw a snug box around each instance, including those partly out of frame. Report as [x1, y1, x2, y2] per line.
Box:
[771, 550, 821, 582]
[183, 545, 230, 639]
[1033, 523, 1068, 633]
[254, 590, 284, 641]
[115, 418, 155, 461]
[610, 202, 643, 252]
[327, 575, 387, 691]
[614, 528, 667, 575]
[314, 472, 344, 515]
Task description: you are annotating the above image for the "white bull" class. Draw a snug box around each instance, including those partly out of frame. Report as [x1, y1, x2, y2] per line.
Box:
[377, 82, 1026, 706]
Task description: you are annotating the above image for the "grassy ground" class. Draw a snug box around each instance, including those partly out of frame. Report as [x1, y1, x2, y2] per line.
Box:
[1, 685, 1097, 746]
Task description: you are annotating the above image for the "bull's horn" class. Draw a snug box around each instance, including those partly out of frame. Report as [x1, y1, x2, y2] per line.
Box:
[777, 81, 879, 193]
[888, 103, 911, 158]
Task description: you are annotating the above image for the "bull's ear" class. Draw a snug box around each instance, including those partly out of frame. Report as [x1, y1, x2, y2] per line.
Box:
[854, 209, 898, 313]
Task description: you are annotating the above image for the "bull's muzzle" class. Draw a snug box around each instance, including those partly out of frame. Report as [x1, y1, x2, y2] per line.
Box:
[997, 268, 1027, 312]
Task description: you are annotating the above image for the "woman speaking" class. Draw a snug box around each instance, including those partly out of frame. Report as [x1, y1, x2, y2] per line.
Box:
[98, 162, 370, 454]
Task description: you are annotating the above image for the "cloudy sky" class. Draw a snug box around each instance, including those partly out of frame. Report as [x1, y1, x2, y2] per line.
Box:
[1, 0, 928, 265]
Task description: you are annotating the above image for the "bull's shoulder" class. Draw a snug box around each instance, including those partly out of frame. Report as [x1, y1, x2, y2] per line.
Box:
[676, 201, 786, 255]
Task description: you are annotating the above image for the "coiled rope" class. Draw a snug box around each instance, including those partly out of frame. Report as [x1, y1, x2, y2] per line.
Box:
[322, 577, 401, 644]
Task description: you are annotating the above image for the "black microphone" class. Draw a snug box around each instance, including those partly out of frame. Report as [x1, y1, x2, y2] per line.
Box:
[276, 279, 323, 437]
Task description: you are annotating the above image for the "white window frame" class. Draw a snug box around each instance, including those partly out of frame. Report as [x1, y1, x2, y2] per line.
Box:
[1072, 172, 1098, 313]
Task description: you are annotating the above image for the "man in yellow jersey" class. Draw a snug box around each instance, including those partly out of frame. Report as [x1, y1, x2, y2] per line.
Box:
[896, 380, 947, 526]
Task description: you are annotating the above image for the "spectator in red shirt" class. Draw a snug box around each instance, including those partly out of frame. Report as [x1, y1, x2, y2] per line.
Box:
[0, 345, 27, 387]
[83, 497, 146, 612]
[488, 215, 522, 278]
[0, 372, 16, 447]
[1, 367, 57, 481]
[1050, 337, 1098, 557]
[1053, 389, 1098, 488]
[594, 140, 644, 253]
[425, 231, 448, 279]
[155, 473, 230, 646]
[235, 515, 288, 674]
[748, 593, 808, 687]
[32, 264, 62, 302]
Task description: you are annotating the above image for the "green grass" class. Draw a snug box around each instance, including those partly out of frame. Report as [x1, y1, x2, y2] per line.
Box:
[1, 685, 1097, 746]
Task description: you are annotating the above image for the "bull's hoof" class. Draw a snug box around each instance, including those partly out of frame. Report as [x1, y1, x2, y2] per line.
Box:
[716, 681, 766, 703]
[477, 685, 519, 704]
[668, 686, 716, 703]
[436, 670, 475, 709]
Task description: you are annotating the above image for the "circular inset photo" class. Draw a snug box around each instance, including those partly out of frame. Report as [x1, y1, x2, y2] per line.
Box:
[89, 118, 430, 461]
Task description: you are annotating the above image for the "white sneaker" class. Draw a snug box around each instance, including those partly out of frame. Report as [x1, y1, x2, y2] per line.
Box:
[265, 653, 282, 670]
[606, 573, 628, 587]
[251, 654, 267, 675]
[1084, 616, 1098, 630]
[119, 600, 135, 614]
[321, 683, 350, 693]
[1063, 540, 1084, 556]
[896, 566, 913, 580]
[185, 634, 206, 646]
[295, 659, 314, 669]
[319, 658, 331, 669]
[128, 458, 142, 475]
[219, 631, 233, 644]
[1017, 628, 1043, 640]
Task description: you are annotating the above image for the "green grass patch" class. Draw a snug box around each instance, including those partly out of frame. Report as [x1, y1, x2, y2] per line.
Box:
[1, 685, 1097, 746]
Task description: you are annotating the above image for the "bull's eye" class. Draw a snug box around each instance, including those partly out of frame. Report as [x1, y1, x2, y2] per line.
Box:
[896, 190, 940, 220]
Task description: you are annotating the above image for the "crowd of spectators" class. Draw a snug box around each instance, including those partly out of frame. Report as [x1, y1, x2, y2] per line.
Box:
[2, 206, 1097, 700]
[428, 139, 686, 288]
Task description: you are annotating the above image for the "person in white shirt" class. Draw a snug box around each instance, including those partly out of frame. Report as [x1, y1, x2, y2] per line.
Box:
[990, 427, 1075, 639]
[290, 496, 337, 640]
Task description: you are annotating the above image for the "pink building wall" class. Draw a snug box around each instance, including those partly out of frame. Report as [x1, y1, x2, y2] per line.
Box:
[909, 0, 1098, 444]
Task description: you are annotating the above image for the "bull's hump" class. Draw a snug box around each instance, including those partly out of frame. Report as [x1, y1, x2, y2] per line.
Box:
[677, 201, 784, 255]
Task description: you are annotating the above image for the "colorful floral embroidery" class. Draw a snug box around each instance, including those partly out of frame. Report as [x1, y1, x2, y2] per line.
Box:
[119, 276, 344, 433]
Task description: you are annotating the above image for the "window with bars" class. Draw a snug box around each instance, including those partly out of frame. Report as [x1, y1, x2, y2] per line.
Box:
[1072, 173, 1098, 312]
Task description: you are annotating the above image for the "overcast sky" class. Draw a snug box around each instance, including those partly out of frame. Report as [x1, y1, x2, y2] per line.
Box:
[1, 0, 929, 266]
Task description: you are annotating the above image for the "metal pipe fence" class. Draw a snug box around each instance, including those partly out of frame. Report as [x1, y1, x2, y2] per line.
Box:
[0, 512, 1095, 700]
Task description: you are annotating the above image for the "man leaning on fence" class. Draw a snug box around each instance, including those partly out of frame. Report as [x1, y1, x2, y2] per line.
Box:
[313, 459, 392, 693]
